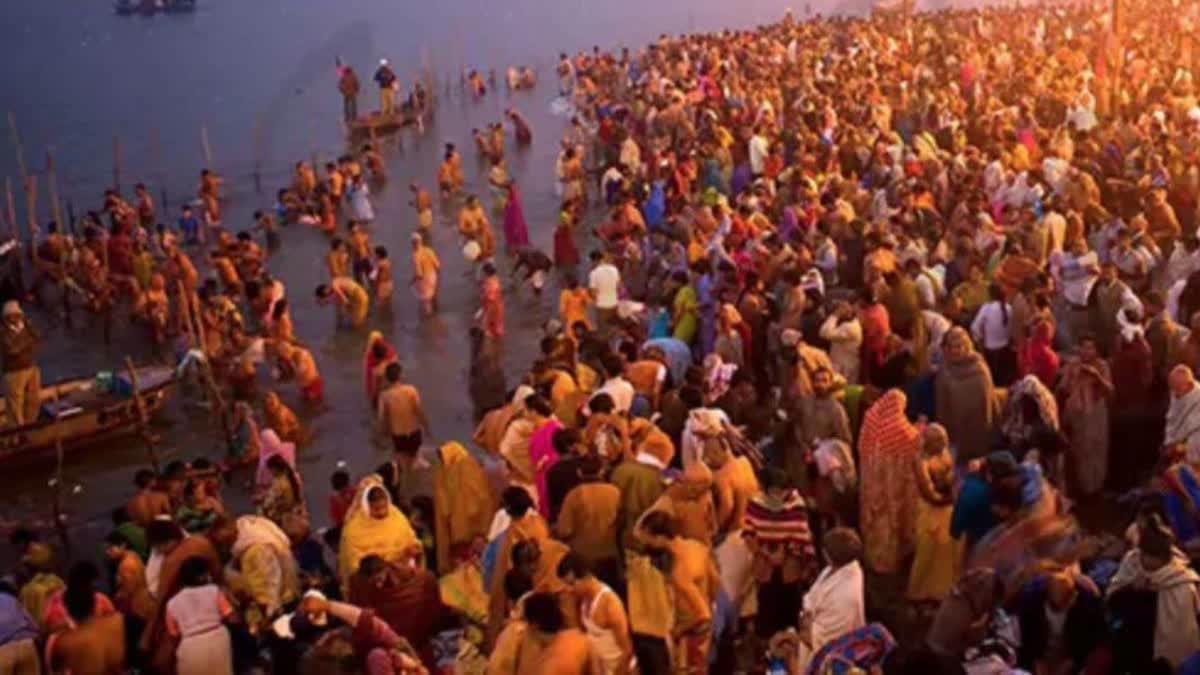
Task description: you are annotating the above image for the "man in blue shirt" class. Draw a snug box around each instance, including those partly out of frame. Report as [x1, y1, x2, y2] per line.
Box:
[951, 451, 1018, 548]
[177, 204, 201, 245]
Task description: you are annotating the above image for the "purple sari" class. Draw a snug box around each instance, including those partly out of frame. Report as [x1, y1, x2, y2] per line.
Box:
[502, 184, 531, 251]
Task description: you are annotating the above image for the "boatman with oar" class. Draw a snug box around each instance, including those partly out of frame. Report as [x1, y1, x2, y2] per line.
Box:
[1, 300, 40, 427]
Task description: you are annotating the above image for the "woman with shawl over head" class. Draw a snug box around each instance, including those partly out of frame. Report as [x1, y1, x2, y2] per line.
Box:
[432, 442, 496, 575]
[907, 424, 963, 602]
[1110, 322, 1159, 491]
[338, 476, 419, 593]
[1000, 375, 1064, 484]
[1056, 333, 1114, 496]
[935, 327, 998, 461]
[363, 331, 397, 406]
[227, 401, 262, 469]
[501, 182, 531, 252]
[857, 389, 920, 574]
[257, 453, 306, 526]
[255, 428, 297, 491]
[1018, 316, 1060, 387]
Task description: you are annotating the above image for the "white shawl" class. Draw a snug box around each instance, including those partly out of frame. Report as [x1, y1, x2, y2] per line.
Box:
[1108, 549, 1200, 666]
[1166, 386, 1200, 464]
[797, 561, 865, 670]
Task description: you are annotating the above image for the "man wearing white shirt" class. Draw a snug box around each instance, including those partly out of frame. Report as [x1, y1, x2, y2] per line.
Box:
[748, 125, 769, 177]
[971, 295, 1013, 352]
[594, 354, 635, 416]
[588, 250, 621, 331]
[971, 289, 1016, 383]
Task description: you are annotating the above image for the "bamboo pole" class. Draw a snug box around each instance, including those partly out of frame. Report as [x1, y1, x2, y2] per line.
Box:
[3, 178, 14, 238]
[200, 125, 213, 170]
[150, 127, 168, 212]
[44, 149, 63, 231]
[112, 135, 122, 194]
[23, 174, 37, 250]
[4, 178, 24, 288]
[50, 433, 73, 561]
[252, 115, 264, 195]
[124, 356, 161, 474]
[176, 281, 201, 351]
[7, 113, 27, 181]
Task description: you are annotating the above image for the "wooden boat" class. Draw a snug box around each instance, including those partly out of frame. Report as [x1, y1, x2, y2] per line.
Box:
[0, 365, 175, 461]
[347, 105, 420, 138]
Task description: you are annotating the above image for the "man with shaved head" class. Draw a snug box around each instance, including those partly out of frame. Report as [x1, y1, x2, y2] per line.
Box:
[1165, 366, 1200, 463]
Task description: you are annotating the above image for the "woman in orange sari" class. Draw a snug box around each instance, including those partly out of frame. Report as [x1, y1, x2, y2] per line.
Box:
[479, 263, 505, 339]
[262, 390, 303, 445]
[857, 389, 920, 574]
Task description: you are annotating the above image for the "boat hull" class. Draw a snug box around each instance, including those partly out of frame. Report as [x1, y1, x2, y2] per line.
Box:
[0, 366, 175, 462]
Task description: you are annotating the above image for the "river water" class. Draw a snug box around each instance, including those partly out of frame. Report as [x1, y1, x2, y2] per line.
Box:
[0, 0, 879, 549]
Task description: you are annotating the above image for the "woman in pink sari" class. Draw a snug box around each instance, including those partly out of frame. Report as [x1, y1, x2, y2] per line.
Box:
[528, 417, 563, 519]
[479, 263, 505, 338]
[256, 428, 297, 491]
[501, 183, 531, 252]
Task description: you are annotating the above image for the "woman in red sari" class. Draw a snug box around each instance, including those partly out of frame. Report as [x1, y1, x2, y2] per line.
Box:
[857, 389, 920, 574]
[1018, 317, 1060, 388]
[479, 262, 505, 339]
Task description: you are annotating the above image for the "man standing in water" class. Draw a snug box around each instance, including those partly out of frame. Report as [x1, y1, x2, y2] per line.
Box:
[374, 59, 398, 117]
[377, 362, 432, 469]
[1, 301, 40, 427]
[337, 61, 360, 123]
[410, 183, 434, 233]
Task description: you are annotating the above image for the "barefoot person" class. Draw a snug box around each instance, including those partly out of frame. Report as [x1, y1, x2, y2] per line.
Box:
[315, 277, 370, 329]
[410, 183, 434, 232]
[410, 234, 440, 316]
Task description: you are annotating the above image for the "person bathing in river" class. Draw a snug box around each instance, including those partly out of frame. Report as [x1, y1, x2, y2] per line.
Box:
[315, 276, 370, 329]
[410, 183, 434, 233]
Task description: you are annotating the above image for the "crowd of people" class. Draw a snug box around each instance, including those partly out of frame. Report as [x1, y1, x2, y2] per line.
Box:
[11, 0, 1200, 673]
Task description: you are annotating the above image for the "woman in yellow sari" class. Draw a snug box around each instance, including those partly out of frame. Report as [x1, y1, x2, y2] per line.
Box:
[338, 476, 419, 592]
[432, 442, 496, 575]
[907, 424, 962, 602]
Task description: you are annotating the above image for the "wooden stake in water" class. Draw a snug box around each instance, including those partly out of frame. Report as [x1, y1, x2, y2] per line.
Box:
[252, 115, 264, 195]
[150, 127, 168, 211]
[125, 356, 162, 475]
[44, 149, 64, 231]
[3, 178, 15, 239]
[51, 433, 72, 561]
[23, 174, 37, 250]
[7, 113, 28, 181]
[112, 135, 122, 193]
[200, 124, 213, 169]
